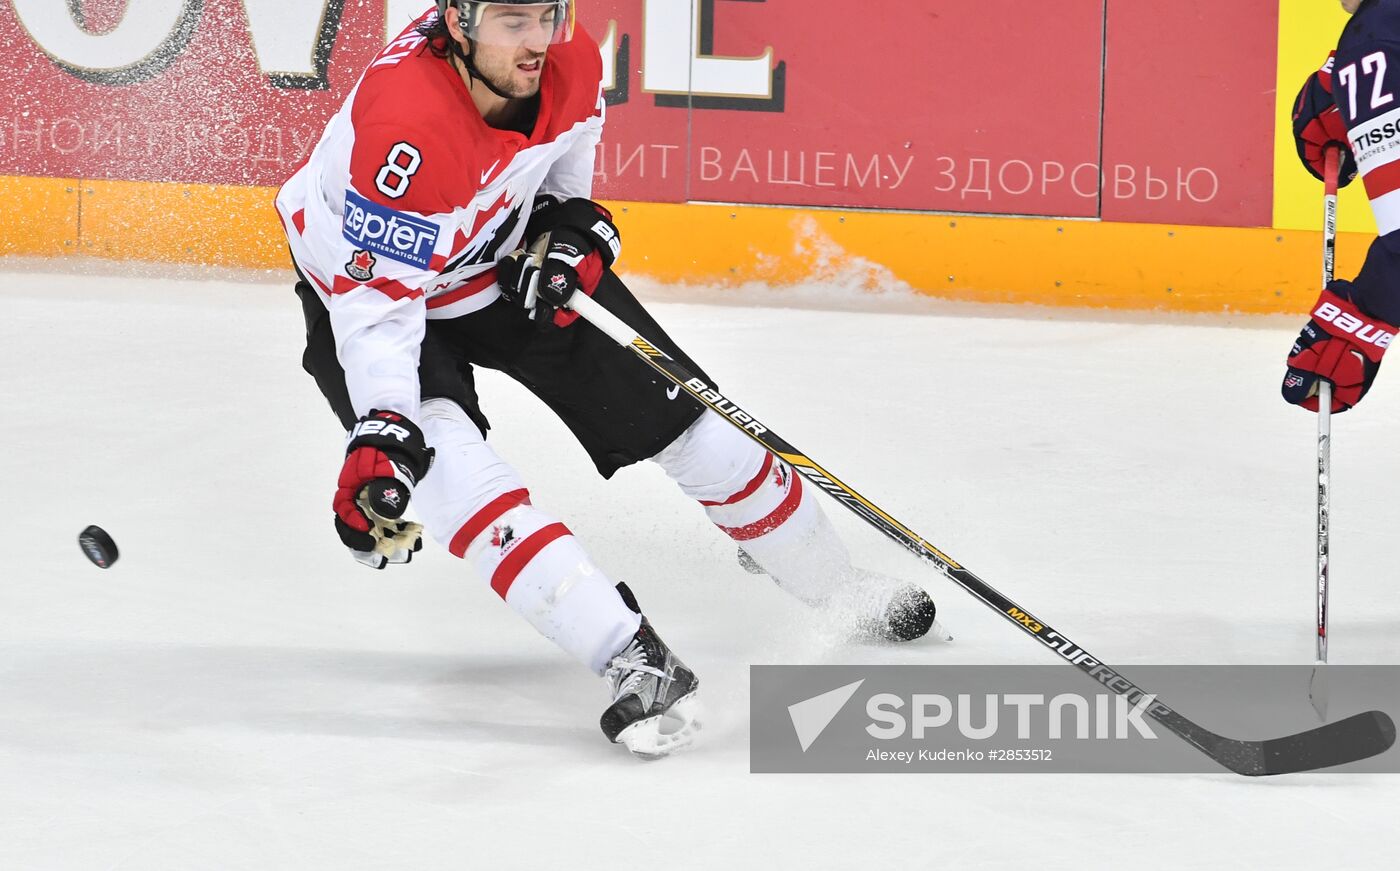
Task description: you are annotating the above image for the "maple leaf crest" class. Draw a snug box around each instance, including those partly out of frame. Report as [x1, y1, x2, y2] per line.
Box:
[346, 249, 377, 280]
[491, 524, 516, 550]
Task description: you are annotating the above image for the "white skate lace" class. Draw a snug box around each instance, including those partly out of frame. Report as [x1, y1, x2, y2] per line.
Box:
[604, 641, 671, 699]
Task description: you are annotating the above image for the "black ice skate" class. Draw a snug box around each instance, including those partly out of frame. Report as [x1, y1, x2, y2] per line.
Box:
[738, 548, 951, 643]
[599, 583, 701, 759]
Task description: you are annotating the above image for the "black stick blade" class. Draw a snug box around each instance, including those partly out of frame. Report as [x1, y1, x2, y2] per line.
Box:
[1211, 710, 1396, 776]
[1261, 710, 1397, 775]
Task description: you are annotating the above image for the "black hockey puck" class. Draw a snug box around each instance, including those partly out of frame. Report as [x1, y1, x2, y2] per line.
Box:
[78, 525, 118, 569]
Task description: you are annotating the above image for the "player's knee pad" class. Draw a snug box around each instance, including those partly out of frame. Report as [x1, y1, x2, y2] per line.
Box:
[419, 396, 481, 436]
[655, 409, 854, 603]
[415, 398, 530, 554]
[455, 501, 568, 596]
[652, 410, 802, 539]
[653, 410, 766, 504]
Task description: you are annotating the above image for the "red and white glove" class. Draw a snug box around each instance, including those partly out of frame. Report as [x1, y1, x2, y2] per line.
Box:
[1292, 53, 1359, 186]
[1283, 285, 1397, 413]
[333, 410, 435, 569]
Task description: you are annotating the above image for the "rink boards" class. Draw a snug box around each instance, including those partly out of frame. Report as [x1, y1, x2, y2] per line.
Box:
[0, 1, 1374, 312]
[0, 173, 1374, 314]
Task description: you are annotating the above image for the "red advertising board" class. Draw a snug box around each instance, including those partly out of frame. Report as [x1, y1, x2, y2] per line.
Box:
[1100, 0, 1279, 227]
[681, 0, 1105, 215]
[594, 0, 1106, 216]
[587, 0, 688, 203]
[1, 0, 383, 186]
[0, 0, 1279, 224]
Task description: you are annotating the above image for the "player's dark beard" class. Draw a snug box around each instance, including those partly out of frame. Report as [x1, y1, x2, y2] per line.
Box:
[482, 50, 546, 99]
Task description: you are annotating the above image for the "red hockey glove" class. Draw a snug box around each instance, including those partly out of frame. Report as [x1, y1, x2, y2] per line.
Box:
[1282, 285, 1397, 413]
[333, 410, 435, 569]
[1292, 53, 1359, 186]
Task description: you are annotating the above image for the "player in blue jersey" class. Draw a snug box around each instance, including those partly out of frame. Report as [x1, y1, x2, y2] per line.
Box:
[1285, 0, 1400, 412]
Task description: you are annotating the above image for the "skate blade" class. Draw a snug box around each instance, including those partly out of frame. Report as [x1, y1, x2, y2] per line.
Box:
[615, 693, 702, 760]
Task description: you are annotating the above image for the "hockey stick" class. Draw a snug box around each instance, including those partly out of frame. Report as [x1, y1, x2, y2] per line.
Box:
[568, 292, 1396, 775]
[1310, 146, 1342, 719]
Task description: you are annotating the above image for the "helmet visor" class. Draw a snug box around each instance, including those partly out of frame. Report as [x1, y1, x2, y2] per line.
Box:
[464, 1, 575, 48]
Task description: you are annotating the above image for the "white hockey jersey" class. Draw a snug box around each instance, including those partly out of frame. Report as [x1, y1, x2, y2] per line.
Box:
[275, 7, 605, 419]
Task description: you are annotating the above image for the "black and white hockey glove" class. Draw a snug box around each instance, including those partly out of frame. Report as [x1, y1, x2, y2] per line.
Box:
[333, 410, 435, 569]
[524, 196, 622, 266]
[497, 197, 620, 329]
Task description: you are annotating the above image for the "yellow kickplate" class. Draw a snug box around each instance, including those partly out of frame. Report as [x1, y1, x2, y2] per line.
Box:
[1, 175, 79, 257]
[3, 175, 1361, 315]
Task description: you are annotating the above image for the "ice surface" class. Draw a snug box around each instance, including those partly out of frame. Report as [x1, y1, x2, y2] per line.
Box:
[1, 264, 1397, 869]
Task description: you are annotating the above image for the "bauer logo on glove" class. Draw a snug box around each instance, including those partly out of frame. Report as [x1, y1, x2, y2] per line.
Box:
[333, 410, 435, 569]
[1282, 285, 1397, 413]
[1312, 299, 1396, 349]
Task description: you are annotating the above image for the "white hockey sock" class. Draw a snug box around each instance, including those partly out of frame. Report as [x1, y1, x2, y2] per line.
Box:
[460, 503, 640, 674]
[416, 399, 639, 673]
[653, 411, 858, 605]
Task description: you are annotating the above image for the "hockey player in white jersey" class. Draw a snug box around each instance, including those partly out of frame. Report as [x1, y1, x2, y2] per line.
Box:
[275, 0, 941, 758]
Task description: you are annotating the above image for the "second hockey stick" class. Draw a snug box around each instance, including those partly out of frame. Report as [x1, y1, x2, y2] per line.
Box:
[569, 291, 1395, 776]
[1311, 146, 1342, 719]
